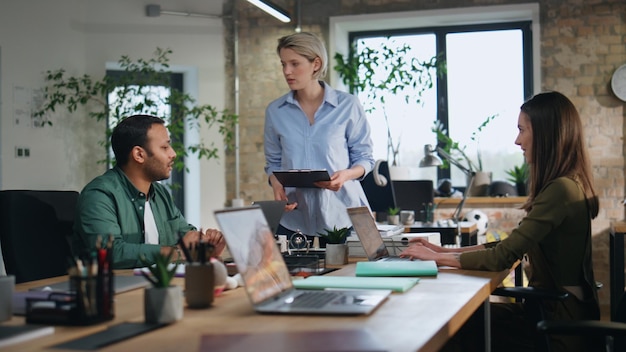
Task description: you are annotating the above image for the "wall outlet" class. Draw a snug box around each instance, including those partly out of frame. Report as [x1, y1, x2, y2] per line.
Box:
[15, 146, 30, 158]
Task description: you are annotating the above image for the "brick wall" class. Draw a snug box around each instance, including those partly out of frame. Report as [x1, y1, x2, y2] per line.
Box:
[225, 0, 626, 311]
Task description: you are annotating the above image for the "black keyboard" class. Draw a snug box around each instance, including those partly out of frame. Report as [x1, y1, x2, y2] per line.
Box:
[290, 291, 339, 308]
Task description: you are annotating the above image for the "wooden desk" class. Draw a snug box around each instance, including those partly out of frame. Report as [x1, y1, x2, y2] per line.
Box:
[4, 266, 511, 352]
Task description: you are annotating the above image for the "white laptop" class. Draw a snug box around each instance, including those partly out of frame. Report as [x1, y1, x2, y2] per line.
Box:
[214, 206, 391, 315]
[347, 206, 412, 262]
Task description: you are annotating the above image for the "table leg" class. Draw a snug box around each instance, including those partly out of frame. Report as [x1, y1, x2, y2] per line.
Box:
[483, 299, 491, 352]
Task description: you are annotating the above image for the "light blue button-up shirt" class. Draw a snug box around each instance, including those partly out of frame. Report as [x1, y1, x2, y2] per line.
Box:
[264, 81, 374, 236]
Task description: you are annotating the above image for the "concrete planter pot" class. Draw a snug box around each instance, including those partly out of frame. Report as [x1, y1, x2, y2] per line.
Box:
[387, 214, 400, 225]
[325, 243, 348, 265]
[144, 285, 183, 324]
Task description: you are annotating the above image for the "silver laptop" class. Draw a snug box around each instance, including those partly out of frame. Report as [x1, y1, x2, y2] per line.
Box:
[347, 206, 412, 262]
[214, 206, 391, 315]
[252, 200, 287, 235]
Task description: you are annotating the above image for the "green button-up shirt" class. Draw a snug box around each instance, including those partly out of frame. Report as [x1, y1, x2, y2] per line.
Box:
[72, 166, 194, 269]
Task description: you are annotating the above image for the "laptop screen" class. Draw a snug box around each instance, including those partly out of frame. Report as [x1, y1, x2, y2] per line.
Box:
[214, 206, 293, 305]
[347, 207, 390, 261]
[252, 200, 287, 234]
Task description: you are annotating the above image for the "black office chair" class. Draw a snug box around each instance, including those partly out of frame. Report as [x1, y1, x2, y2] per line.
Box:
[361, 160, 396, 222]
[0, 190, 79, 283]
[534, 229, 626, 352]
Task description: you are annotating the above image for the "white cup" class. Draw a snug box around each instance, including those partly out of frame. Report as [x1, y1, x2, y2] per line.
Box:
[400, 210, 415, 225]
[231, 198, 244, 207]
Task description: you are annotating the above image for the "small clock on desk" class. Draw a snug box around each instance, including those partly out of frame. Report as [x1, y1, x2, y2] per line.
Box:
[611, 63, 626, 102]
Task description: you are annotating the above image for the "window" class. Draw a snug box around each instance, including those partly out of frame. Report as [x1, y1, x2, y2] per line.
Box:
[106, 71, 186, 213]
[350, 22, 531, 188]
[330, 4, 540, 190]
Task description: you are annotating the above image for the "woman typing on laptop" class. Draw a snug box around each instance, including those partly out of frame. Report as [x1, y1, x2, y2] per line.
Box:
[400, 92, 601, 352]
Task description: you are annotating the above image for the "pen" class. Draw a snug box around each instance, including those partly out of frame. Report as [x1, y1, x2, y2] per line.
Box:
[177, 232, 194, 263]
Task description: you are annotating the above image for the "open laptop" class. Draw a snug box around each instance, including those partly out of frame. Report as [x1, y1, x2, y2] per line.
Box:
[347, 206, 412, 262]
[214, 206, 391, 315]
[252, 200, 287, 234]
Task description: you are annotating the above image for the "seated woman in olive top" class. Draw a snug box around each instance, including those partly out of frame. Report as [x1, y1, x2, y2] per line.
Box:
[401, 91, 601, 352]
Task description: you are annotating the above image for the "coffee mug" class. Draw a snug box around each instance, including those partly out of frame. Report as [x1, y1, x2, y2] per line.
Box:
[400, 210, 415, 225]
[184, 263, 215, 309]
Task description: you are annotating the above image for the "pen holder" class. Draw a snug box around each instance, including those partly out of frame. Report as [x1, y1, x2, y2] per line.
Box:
[70, 275, 100, 321]
[184, 263, 215, 309]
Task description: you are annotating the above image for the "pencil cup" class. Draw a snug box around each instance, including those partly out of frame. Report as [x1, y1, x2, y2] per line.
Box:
[400, 210, 415, 225]
[185, 263, 215, 309]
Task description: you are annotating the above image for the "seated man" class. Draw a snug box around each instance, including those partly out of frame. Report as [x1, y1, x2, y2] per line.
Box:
[73, 114, 226, 269]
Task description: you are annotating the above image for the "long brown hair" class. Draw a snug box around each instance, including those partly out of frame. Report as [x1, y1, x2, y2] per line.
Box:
[521, 91, 598, 218]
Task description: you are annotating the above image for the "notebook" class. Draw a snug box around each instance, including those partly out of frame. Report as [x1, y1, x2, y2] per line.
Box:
[347, 206, 411, 262]
[252, 200, 287, 234]
[214, 206, 391, 315]
[355, 261, 438, 277]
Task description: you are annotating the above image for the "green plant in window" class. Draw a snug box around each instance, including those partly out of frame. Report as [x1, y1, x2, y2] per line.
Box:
[431, 114, 498, 172]
[33, 47, 238, 175]
[334, 38, 445, 166]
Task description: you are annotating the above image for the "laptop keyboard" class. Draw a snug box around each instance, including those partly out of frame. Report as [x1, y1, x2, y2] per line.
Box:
[290, 291, 340, 308]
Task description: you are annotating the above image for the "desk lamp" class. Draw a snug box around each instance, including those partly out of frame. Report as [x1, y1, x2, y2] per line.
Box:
[419, 144, 475, 223]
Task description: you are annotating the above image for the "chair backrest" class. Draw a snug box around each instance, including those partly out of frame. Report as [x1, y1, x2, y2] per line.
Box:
[0, 190, 79, 283]
[361, 160, 396, 222]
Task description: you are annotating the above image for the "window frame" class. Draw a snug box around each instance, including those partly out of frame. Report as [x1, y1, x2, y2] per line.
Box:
[330, 4, 539, 186]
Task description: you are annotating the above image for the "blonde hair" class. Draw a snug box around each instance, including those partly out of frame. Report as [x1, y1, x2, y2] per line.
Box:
[276, 32, 328, 79]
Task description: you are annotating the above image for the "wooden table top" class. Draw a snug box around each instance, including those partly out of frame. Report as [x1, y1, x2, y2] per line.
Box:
[4, 265, 511, 352]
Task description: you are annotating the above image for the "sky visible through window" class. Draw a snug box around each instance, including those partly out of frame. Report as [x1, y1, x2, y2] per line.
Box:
[357, 29, 525, 187]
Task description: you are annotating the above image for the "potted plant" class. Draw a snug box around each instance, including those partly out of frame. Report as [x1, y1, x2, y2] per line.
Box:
[334, 39, 444, 166]
[387, 207, 401, 225]
[505, 163, 529, 196]
[140, 252, 183, 324]
[431, 115, 498, 196]
[318, 226, 350, 265]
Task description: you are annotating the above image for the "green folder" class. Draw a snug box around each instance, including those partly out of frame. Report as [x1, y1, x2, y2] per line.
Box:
[292, 276, 419, 293]
[355, 260, 438, 277]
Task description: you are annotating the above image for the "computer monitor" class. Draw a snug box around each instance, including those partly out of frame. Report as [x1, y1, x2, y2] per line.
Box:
[392, 180, 434, 222]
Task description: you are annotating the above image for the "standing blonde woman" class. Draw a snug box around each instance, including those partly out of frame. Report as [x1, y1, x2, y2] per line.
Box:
[264, 32, 374, 243]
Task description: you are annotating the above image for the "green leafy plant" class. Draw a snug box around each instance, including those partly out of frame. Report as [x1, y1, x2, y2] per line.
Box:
[505, 163, 528, 185]
[33, 47, 238, 173]
[317, 226, 350, 244]
[334, 38, 445, 166]
[140, 252, 178, 288]
[431, 114, 498, 172]
[387, 207, 401, 216]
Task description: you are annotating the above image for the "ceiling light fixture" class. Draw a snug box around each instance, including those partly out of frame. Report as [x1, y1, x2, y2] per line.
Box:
[246, 0, 291, 23]
[145, 4, 224, 19]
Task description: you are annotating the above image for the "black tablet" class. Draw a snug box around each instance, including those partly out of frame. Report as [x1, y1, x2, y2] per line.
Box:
[273, 169, 331, 188]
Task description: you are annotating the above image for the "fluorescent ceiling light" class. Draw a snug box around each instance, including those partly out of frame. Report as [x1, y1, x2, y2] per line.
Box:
[247, 0, 291, 23]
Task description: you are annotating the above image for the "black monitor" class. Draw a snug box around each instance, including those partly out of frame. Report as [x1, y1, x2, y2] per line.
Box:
[392, 180, 434, 222]
[361, 160, 396, 222]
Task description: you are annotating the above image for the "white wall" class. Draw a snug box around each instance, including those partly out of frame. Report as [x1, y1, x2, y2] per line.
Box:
[0, 0, 228, 228]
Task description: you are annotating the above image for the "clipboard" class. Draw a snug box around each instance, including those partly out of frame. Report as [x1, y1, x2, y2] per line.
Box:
[273, 169, 331, 188]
